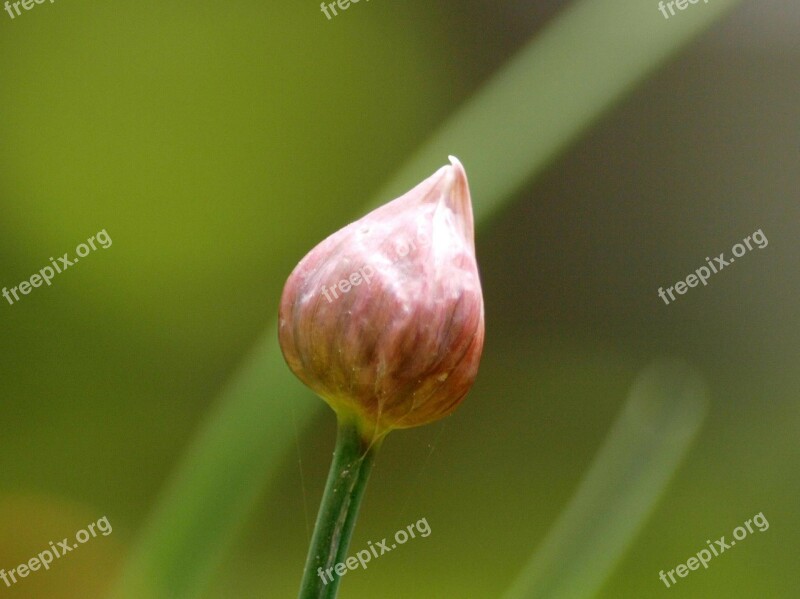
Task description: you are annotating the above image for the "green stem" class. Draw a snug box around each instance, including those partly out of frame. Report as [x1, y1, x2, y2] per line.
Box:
[298, 418, 380, 599]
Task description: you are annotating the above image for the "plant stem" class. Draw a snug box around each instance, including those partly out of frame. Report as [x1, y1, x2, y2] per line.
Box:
[298, 418, 380, 599]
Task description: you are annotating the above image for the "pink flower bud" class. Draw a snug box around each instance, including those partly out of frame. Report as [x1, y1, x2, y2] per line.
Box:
[279, 156, 484, 439]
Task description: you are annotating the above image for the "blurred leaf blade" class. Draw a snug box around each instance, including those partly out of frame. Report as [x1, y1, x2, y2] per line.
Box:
[373, 0, 744, 224]
[111, 333, 308, 598]
[503, 360, 709, 599]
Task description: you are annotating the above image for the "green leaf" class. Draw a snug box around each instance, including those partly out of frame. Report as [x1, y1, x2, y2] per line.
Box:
[503, 360, 709, 599]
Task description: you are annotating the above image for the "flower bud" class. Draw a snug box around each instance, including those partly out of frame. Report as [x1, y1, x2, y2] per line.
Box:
[278, 156, 484, 439]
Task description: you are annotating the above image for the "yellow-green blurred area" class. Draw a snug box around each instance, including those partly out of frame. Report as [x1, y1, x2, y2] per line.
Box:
[1, 0, 798, 597]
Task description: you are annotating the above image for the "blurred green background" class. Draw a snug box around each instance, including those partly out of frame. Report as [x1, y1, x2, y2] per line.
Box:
[1, 0, 798, 597]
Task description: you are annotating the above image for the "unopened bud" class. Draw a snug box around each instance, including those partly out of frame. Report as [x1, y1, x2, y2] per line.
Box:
[279, 156, 485, 439]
